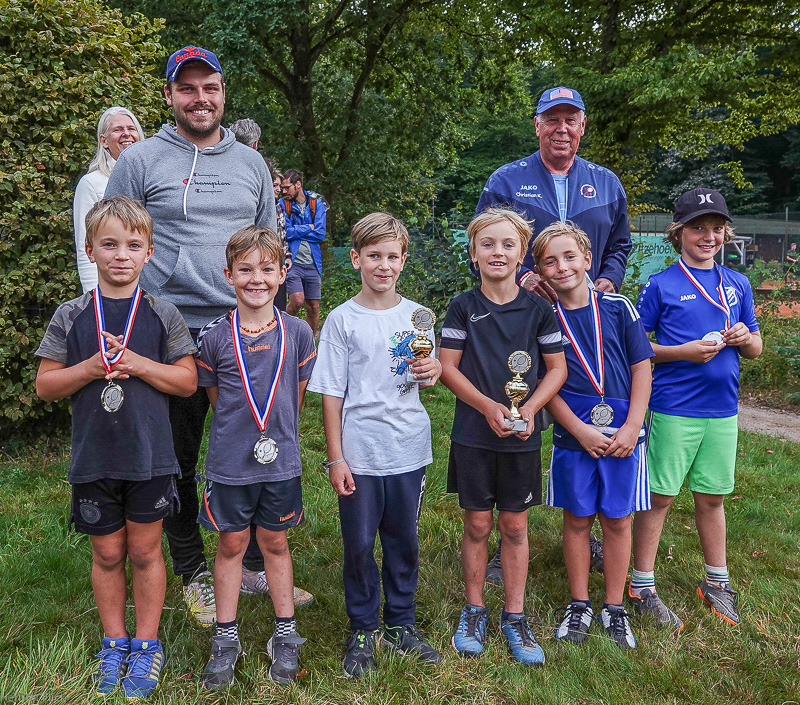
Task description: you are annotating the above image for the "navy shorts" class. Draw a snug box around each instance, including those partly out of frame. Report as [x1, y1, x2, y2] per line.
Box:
[198, 477, 304, 532]
[447, 442, 542, 512]
[71, 475, 178, 535]
[546, 444, 650, 518]
[286, 261, 321, 299]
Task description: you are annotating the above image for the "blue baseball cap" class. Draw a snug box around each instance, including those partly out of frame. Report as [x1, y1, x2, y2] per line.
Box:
[166, 46, 224, 82]
[536, 86, 585, 115]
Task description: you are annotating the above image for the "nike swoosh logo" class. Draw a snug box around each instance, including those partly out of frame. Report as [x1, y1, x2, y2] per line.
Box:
[470, 313, 491, 322]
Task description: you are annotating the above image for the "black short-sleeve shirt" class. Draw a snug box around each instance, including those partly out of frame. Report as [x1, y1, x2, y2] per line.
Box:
[36, 291, 197, 483]
[440, 286, 563, 452]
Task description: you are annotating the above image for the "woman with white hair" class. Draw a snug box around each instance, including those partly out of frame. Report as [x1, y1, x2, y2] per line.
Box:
[73, 106, 145, 291]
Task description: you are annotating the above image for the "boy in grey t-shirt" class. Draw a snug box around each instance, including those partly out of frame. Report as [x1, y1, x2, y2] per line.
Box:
[196, 226, 315, 690]
[308, 212, 443, 678]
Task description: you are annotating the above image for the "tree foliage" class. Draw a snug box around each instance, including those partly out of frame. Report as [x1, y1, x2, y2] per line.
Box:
[110, 0, 529, 226]
[513, 0, 800, 206]
[0, 0, 164, 436]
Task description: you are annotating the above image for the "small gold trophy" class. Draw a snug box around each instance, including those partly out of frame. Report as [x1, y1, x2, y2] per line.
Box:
[505, 351, 532, 432]
[407, 307, 436, 383]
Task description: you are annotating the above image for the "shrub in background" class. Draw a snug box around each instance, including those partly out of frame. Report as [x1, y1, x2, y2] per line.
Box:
[0, 0, 163, 441]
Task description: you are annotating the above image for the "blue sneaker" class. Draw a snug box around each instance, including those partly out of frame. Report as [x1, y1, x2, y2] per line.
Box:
[501, 614, 545, 666]
[451, 605, 488, 658]
[93, 635, 130, 694]
[122, 638, 164, 699]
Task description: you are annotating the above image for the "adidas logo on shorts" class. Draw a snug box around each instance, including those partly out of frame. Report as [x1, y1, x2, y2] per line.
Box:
[154, 497, 168, 510]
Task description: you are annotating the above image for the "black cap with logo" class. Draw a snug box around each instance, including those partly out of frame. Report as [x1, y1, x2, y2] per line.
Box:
[673, 188, 732, 223]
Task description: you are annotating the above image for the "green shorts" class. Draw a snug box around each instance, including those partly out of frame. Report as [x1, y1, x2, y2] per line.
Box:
[646, 412, 738, 496]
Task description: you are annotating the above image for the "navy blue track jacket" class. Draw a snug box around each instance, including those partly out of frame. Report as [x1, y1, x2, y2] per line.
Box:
[475, 151, 632, 290]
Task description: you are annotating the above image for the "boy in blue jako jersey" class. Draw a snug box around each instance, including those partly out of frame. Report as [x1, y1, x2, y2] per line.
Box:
[308, 212, 443, 678]
[532, 222, 653, 649]
[440, 208, 567, 666]
[196, 226, 316, 689]
[632, 189, 762, 627]
[35, 197, 198, 698]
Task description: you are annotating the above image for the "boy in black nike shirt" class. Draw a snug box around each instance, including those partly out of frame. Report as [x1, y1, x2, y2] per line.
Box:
[440, 207, 566, 665]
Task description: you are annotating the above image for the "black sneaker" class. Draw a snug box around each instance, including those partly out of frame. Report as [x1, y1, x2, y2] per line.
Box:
[201, 635, 242, 690]
[599, 606, 637, 649]
[266, 631, 307, 684]
[485, 544, 504, 587]
[589, 534, 604, 574]
[383, 624, 442, 665]
[342, 629, 379, 678]
[697, 580, 740, 625]
[555, 601, 594, 644]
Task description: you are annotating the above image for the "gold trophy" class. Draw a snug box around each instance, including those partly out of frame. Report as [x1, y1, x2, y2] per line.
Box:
[407, 307, 436, 383]
[505, 351, 532, 432]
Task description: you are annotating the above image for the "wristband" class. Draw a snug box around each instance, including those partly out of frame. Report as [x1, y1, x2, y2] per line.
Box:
[322, 457, 345, 472]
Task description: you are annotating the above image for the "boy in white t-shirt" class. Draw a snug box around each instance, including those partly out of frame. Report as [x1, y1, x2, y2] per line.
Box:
[308, 212, 443, 678]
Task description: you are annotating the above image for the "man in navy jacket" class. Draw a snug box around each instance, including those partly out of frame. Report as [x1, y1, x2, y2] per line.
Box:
[476, 86, 631, 302]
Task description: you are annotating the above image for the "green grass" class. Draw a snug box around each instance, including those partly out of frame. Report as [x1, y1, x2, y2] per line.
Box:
[1, 386, 799, 704]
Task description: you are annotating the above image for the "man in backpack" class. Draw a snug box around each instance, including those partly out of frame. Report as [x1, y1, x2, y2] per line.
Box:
[281, 169, 326, 336]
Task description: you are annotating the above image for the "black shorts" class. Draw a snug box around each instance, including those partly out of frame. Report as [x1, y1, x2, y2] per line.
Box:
[198, 477, 304, 533]
[71, 475, 178, 536]
[447, 442, 542, 512]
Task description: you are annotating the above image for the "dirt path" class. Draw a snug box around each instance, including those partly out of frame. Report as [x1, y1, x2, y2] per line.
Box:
[738, 401, 800, 442]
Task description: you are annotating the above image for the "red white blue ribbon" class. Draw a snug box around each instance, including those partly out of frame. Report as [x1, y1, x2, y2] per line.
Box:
[94, 286, 142, 374]
[556, 290, 605, 398]
[231, 307, 286, 433]
[678, 259, 731, 330]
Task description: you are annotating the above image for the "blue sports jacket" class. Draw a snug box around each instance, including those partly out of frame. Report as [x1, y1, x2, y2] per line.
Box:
[475, 152, 631, 289]
[282, 189, 327, 275]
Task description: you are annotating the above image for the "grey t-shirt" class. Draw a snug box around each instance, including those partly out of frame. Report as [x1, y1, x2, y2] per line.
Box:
[197, 311, 316, 484]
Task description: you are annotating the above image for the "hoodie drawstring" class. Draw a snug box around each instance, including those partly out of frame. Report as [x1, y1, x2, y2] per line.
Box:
[183, 144, 199, 220]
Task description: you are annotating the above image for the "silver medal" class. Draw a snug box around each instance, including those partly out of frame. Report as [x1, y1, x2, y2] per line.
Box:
[254, 435, 279, 464]
[702, 330, 724, 345]
[101, 381, 124, 413]
[590, 402, 614, 427]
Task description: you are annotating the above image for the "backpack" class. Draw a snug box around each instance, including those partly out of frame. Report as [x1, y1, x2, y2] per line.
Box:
[280, 190, 327, 221]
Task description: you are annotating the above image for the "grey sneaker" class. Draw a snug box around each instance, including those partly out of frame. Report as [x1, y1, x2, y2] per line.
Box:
[266, 631, 307, 684]
[240, 568, 315, 608]
[485, 544, 504, 587]
[240, 567, 269, 596]
[183, 570, 216, 627]
[697, 580, 740, 625]
[599, 606, 637, 649]
[589, 534, 604, 574]
[555, 601, 594, 644]
[201, 635, 242, 690]
[627, 584, 684, 632]
[383, 624, 442, 665]
[342, 629, 379, 678]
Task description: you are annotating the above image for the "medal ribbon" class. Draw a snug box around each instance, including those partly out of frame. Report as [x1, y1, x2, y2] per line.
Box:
[94, 286, 142, 374]
[678, 259, 730, 329]
[231, 307, 286, 433]
[555, 290, 605, 398]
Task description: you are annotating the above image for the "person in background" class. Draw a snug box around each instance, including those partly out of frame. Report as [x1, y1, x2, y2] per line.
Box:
[281, 169, 326, 336]
[229, 118, 291, 311]
[73, 107, 145, 292]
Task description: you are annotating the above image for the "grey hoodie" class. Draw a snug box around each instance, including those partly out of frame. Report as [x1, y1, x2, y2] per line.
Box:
[105, 125, 277, 328]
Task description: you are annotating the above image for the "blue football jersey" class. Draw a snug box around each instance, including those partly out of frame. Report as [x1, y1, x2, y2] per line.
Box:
[636, 261, 759, 417]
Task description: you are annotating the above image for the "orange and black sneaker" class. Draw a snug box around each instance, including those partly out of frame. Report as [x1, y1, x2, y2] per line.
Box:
[697, 580, 740, 625]
[627, 583, 684, 633]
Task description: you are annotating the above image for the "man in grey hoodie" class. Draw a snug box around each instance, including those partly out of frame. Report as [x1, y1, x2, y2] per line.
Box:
[105, 46, 277, 627]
